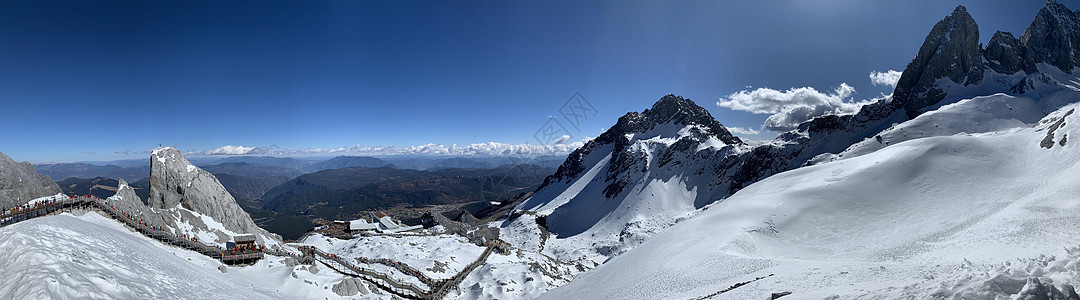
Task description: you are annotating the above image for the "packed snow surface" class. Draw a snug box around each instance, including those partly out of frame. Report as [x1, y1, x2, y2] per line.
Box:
[304, 233, 486, 279]
[541, 102, 1080, 300]
[0, 212, 381, 299]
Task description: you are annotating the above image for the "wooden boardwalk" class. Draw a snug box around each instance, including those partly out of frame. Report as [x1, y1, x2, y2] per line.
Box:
[303, 242, 497, 300]
[1, 195, 263, 265]
[2, 195, 510, 299]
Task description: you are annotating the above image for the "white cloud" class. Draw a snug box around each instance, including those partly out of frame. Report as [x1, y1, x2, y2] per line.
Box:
[716, 83, 871, 132]
[205, 145, 257, 155]
[726, 127, 761, 135]
[552, 135, 571, 145]
[188, 140, 591, 157]
[869, 70, 902, 88]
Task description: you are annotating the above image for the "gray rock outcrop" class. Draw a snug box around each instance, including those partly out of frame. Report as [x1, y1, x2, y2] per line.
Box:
[148, 148, 281, 245]
[0, 151, 62, 211]
[104, 178, 171, 229]
[894, 5, 983, 118]
[331, 278, 370, 296]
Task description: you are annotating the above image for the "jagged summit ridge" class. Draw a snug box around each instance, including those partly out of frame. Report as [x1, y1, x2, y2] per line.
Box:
[985, 31, 1028, 75]
[1020, 0, 1080, 73]
[893, 5, 983, 117]
[542, 95, 742, 188]
[895, 2, 1080, 118]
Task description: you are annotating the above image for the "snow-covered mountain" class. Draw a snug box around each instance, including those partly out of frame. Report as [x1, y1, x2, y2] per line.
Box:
[504, 1, 1080, 292]
[504, 95, 751, 263]
[9, 2, 1080, 300]
[523, 2, 1080, 299]
[541, 99, 1080, 299]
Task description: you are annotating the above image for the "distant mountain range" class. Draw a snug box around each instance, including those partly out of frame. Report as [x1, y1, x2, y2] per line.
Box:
[45, 154, 561, 240]
[260, 164, 555, 228]
[37, 155, 566, 181]
[34, 163, 150, 182]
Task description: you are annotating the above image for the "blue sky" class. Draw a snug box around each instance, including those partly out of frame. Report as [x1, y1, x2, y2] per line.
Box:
[0, 0, 1066, 163]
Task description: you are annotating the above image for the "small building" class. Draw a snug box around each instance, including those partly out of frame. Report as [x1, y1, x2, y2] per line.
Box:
[349, 218, 378, 232]
[329, 221, 349, 233]
[227, 234, 257, 250]
[375, 215, 422, 233]
[328, 212, 422, 236]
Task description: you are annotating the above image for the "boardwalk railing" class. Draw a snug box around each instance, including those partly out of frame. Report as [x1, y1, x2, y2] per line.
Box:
[1, 195, 263, 265]
[300, 238, 500, 300]
[1, 195, 505, 299]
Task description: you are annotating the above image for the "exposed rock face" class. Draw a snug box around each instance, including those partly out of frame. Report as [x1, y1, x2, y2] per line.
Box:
[540, 94, 742, 193]
[985, 31, 1031, 75]
[148, 148, 279, 244]
[894, 5, 984, 118]
[1020, 1, 1080, 74]
[0, 151, 62, 211]
[105, 178, 170, 229]
[331, 278, 370, 296]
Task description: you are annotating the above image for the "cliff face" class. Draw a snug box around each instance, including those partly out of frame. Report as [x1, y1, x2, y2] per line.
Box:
[985, 31, 1030, 75]
[0, 151, 62, 211]
[1020, 1, 1080, 73]
[893, 6, 984, 118]
[894, 2, 1080, 118]
[148, 148, 280, 245]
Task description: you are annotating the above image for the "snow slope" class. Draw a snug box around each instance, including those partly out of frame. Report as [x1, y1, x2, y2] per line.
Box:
[304, 234, 485, 280]
[306, 232, 580, 300]
[540, 101, 1080, 299]
[812, 87, 1080, 165]
[0, 212, 380, 300]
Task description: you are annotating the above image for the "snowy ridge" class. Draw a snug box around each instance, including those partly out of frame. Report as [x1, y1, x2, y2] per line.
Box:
[540, 100, 1080, 299]
[813, 84, 1080, 165]
[507, 95, 750, 266]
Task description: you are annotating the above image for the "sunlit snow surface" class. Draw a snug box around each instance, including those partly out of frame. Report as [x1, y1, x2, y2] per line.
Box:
[540, 102, 1080, 299]
[304, 233, 576, 300]
[0, 212, 376, 300]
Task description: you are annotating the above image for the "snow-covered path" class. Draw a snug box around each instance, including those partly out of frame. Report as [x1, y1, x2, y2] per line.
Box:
[0, 212, 358, 299]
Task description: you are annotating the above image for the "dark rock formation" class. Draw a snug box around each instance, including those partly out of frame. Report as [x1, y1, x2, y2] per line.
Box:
[1020, 1, 1080, 74]
[894, 5, 983, 118]
[985, 31, 1031, 75]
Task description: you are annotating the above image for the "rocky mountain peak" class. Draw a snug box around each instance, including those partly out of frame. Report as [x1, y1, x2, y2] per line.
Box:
[603, 94, 741, 146]
[0, 151, 62, 211]
[148, 147, 277, 244]
[893, 5, 983, 118]
[985, 31, 1031, 75]
[539, 95, 743, 190]
[1020, 0, 1080, 73]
